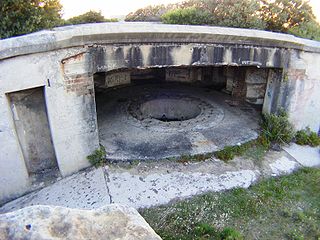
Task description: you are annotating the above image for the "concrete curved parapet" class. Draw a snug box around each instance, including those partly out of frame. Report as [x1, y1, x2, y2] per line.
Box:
[0, 23, 319, 204]
[1, 22, 320, 60]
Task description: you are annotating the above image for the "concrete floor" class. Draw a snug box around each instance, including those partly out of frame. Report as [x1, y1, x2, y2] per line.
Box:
[1, 144, 319, 213]
[95, 83, 260, 161]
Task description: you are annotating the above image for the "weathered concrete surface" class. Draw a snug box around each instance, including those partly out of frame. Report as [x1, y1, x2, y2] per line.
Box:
[0, 204, 161, 240]
[96, 83, 260, 160]
[8, 87, 58, 174]
[1, 144, 316, 213]
[269, 156, 300, 176]
[284, 144, 320, 167]
[1, 22, 320, 60]
[0, 22, 319, 204]
[0, 48, 99, 204]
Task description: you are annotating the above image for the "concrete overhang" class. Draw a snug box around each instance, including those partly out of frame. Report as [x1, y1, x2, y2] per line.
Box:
[1, 22, 320, 60]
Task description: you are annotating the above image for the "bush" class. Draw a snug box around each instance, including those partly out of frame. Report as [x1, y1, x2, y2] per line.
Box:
[295, 127, 320, 147]
[0, 0, 63, 39]
[288, 20, 320, 41]
[162, 7, 212, 25]
[125, 4, 170, 22]
[261, 110, 295, 145]
[125, 1, 201, 22]
[260, 0, 315, 33]
[162, 0, 267, 29]
[87, 145, 107, 167]
[65, 11, 118, 25]
[205, 0, 266, 29]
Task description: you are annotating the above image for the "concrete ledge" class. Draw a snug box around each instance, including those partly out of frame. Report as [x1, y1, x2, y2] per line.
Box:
[1, 22, 320, 60]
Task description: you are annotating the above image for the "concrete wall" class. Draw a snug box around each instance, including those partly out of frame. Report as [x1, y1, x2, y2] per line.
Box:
[0, 23, 319, 203]
[7, 87, 57, 174]
[0, 47, 99, 204]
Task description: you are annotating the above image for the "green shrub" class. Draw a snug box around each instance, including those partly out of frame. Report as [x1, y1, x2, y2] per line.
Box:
[0, 0, 63, 39]
[295, 127, 320, 147]
[125, 1, 200, 22]
[87, 145, 107, 167]
[205, 0, 266, 29]
[161, 7, 212, 25]
[260, 0, 315, 33]
[65, 10, 118, 25]
[261, 110, 295, 145]
[125, 4, 170, 22]
[288, 20, 320, 41]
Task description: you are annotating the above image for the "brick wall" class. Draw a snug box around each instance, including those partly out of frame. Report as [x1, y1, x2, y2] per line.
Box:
[64, 74, 94, 96]
[62, 52, 94, 96]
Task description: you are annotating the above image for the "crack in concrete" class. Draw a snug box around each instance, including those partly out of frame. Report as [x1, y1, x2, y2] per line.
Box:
[102, 167, 113, 204]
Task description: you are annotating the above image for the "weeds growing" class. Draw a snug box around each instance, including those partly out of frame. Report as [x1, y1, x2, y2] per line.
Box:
[214, 110, 298, 161]
[295, 127, 320, 147]
[87, 145, 107, 167]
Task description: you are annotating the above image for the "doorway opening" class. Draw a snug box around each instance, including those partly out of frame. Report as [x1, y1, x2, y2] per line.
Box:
[7, 87, 59, 181]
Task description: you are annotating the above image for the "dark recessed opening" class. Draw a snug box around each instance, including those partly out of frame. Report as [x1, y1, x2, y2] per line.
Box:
[93, 65, 280, 161]
[140, 98, 201, 122]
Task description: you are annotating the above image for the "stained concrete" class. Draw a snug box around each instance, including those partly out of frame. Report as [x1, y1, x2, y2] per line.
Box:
[96, 83, 260, 161]
[284, 144, 320, 167]
[1, 144, 318, 214]
[8, 87, 58, 174]
[1, 22, 319, 204]
[1, 23, 320, 60]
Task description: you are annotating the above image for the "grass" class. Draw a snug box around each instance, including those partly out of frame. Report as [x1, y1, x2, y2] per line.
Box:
[214, 136, 269, 162]
[174, 153, 214, 164]
[140, 168, 320, 240]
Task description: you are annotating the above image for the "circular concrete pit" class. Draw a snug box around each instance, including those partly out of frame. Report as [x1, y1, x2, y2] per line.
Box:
[139, 98, 201, 122]
[95, 83, 260, 161]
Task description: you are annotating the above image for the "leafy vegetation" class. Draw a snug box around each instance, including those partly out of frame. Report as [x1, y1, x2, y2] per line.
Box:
[125, 4, 167, 22]
[260, 110, 295, 145]
[203, 0, 266, 29]
[260, 0, 315, 33]
[295, 127, 320, 147]
[2, 0, 319, 40]
[87, 145, 107, 167]
[65, 10, 118, 25]
[0, 2, 117, 39]
[288, 20, 320, 41]
[0, 0, 63, 39]
[140, 168, 320, 240]
[162, 7, 212, 25]
[126, 0, 320, 40]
